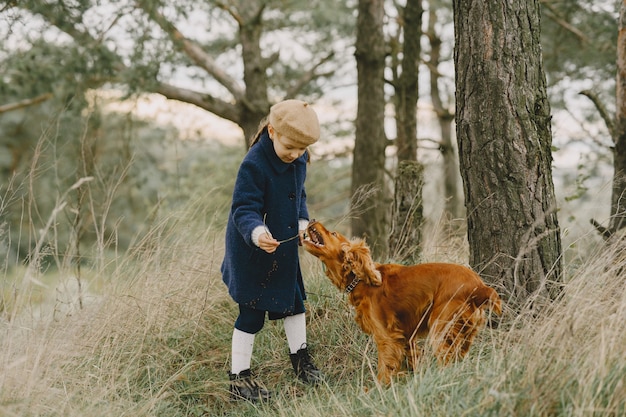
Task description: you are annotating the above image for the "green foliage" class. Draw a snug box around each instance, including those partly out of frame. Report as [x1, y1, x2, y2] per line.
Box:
[541, 0, 619, 124]
[0, 97, 351, 273]
[542, 1, 618, 86]
[0, 103, 181, 262]
[2, 0, 356, 112]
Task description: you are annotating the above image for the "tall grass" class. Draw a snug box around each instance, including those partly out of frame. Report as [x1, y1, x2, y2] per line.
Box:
[0, 124, 624, 417]
[1, 193, 625, 416]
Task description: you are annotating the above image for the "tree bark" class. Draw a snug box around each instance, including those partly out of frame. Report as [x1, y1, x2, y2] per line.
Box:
[426, 7, 462, 220]
[610, 0, 626, 233]
[352, 0, 388, 258]
[453, 0, 563, 307]
[393, 0, 422, 162]
[238, 4, 272, 147]
[0, 93, 53, 114]
[389, 161, 424, 263]
[388, 1, 425, 262]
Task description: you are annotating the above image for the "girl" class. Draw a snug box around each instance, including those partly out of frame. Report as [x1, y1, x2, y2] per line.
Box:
[221, 99, 322, 401]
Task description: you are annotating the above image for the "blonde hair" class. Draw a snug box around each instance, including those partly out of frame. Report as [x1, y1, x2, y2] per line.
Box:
[249, 116, 269, 148]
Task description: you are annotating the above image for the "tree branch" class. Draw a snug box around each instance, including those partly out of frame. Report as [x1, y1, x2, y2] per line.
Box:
[0, 93, 53, 114]
[214, 1, 243, 25]
[154, 82, 240, 123]
[285, 51, 335, 99]
[590, 218, 613, 240]
[15, 2, 244, 125]
[579, 89, 616, 142]
[540, 0, 590, 44]
[137, 1, 245, 101]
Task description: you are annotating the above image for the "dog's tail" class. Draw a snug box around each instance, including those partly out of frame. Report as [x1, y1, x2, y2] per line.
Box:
[470, 286, 502, 316]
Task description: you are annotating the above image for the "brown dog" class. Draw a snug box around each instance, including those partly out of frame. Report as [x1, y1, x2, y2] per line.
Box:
[302, 220, 502, 384]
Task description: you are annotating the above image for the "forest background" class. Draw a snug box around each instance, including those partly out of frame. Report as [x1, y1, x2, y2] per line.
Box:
[0, 1, 625, 416]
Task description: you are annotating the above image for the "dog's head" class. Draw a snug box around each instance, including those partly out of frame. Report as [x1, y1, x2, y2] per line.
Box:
[303, 220, 382, 290]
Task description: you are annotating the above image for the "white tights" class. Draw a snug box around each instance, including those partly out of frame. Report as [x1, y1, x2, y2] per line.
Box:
[230, 313, 307, 374]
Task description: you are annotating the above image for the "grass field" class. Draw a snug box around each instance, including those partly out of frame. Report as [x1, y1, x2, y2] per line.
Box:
[1, 203, 625, 417]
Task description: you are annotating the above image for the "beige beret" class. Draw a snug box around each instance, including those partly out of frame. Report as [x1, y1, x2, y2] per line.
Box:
[269, 100, 320, 146]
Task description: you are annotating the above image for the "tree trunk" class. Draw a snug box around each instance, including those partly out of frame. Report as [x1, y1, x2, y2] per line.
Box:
[439, 116, 462, 219]
[453, 0, 563, 307]
[388, 1, 425, 262]
[389, 161, 424, 263]
[426, 6, 463, 220]
[352, 0, 388, 258]
[393, 0, 423, 162]
[239, 5, 271, 147]
[610, 1, 626, 233]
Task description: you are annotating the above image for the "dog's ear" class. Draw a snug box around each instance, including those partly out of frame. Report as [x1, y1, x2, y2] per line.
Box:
[342, 239, 382, 286]
[470, 286, 503, 316]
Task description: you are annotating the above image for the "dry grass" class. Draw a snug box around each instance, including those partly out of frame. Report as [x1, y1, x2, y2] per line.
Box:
[1, 200, 625, 416]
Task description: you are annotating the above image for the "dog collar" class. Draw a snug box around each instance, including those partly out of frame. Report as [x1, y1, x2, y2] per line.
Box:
[345, 275, 361, 293]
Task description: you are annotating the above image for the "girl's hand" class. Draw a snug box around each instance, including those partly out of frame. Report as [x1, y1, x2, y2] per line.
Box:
[259, 232, 280, 253]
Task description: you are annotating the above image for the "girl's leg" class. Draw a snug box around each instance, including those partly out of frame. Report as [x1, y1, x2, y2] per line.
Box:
[232, 304, 266, 373]
[284, 313, 323, 384]
[230, 305, 269, 401]
[283, 313, 307, 354]
[231, 328, 255, 375]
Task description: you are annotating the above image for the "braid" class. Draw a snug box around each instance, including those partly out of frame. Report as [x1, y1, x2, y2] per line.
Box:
[249, 117, 269, 148]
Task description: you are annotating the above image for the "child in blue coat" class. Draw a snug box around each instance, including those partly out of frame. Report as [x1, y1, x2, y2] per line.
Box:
[222, 99, 322, 401]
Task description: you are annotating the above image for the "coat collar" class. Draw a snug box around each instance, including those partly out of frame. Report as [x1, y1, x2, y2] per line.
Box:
[258, 131, 307, 174]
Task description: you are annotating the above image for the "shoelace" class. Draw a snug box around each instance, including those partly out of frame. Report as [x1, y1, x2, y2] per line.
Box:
[299, 352, 317, 371]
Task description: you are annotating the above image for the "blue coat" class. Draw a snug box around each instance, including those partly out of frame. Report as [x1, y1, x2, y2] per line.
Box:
[221, 131, 309, 313]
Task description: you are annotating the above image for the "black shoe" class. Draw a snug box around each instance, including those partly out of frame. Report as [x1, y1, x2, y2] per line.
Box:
[229, 369, 271, 402]
[290, 345, 324, 384]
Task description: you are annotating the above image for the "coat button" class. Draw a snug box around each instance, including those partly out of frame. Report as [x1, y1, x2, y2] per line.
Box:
[288, 192, 296, 200]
